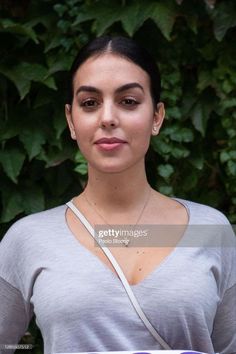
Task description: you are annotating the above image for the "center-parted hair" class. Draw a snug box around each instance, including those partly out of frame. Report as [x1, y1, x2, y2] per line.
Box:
[67, 36, 161, 108]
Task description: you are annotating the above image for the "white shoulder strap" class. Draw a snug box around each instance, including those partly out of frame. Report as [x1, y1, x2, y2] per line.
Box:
[66, 201, 171, 350]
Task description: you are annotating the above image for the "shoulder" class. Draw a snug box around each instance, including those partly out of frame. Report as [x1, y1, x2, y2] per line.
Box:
[0, 204, 68, 286]
[1, 204, 67, 246]
[173, 198, 236, 290]
[15, 203, 66, 226]
[173, 197, 231, 225]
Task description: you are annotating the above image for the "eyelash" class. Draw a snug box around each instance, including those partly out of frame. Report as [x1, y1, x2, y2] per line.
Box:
[80, 99, 99, 108]
[79, 98, 140, 110]
[120, 98, 140, 106]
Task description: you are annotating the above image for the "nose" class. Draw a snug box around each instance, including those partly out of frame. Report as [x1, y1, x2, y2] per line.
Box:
[99, 101, 119, 129]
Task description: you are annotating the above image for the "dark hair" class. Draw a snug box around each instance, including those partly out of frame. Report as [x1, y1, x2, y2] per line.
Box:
[67, 36, 161, 107]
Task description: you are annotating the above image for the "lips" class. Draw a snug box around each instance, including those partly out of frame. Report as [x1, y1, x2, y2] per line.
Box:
[95, 137, 127, 144]
[94, 137, 127, 151]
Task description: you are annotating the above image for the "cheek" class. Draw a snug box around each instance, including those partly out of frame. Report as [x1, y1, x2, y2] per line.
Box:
[130, 111, 153, 148]
[131, 124, 152, 153]
[71, 112, 95, 139]
[131, 110, 153, 136]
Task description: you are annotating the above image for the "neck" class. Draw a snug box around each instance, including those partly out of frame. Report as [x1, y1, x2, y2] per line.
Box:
[83, 160, 151, 212]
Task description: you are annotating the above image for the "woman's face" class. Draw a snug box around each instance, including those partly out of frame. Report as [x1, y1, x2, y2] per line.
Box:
[66, 53, 165, 174]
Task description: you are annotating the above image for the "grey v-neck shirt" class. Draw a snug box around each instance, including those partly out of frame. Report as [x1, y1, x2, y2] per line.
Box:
[0, 199, 236, 354]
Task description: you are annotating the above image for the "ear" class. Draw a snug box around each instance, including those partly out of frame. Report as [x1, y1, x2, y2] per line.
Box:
[152, 102, 165, 136]
[65, 104, 76, 140]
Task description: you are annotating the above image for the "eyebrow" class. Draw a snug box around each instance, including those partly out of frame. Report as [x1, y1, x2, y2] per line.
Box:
[116, 82, 144, 93]
[76, 82, 144, 95]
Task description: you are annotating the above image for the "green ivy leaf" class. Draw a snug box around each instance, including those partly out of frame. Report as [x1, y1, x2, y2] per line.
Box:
[213, 2, 236, 41]
[72, 7, 96, 26]
[148, 1, 178, 40]
[166, 107, 182, 120]
[191, 103, 205, 136]
[74, 164, 88, 176]
[151, 136, 172, 155]
[170, 127, 194, 143]
[21, 186, 45, 214]
[0, 149, 25, 183]
[220, 151, 231, 163]
[92, 7, 123, 36]
[53, 110, 68, 140]
[0, 119, 22, 141]
[72, 0, 177, 39]
[1, 192, 24, 223]
[182, 171, 198, 191]
[47, 53, 73, 74]
[33, 91, 53, 109]
[38, 145, 74, 168]
[0, 19, 39, 44]
[185, 14, 198, 34]
[171, 146, 190, 159]
[74, 150, 88, 175]
[191, 100, 213, 137]
[43, 76, 57, 91]
[120, 2, 147, 36]
[0, 65, 30, 100]
[221, 98, 236, 110]
[157, 164, 174, 179]
[199, 43, 218, 61]
[44, 35, 63, 53]
[0, 63, 56, 100]
[19, 128, 46, 160]
[198, 70, 213, 91]
[189, 156, 204, 170]
[158, 185, 173, 196]
[73, 2, 122, 36]
[229, 151, 236, 159]
[54, 4, 68, 17]
[227, 160, 236, 176]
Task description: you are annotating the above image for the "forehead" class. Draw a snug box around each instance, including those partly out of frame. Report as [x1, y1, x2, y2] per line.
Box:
[73, 53, 150, 90]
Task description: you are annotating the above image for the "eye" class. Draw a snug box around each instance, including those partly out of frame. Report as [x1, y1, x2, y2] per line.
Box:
[120, 98, 140, 107]
[80, 99, 99, 109]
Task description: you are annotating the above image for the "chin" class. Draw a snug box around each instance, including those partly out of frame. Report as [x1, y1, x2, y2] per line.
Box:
[89, 158, 144, 175]
[94, 164, 129, 174]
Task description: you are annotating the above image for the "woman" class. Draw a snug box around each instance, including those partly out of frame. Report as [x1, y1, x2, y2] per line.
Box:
[0, 36, 235, 354]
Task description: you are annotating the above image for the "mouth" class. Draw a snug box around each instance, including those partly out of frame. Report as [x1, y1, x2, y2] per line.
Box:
[94, 137, 127, 151]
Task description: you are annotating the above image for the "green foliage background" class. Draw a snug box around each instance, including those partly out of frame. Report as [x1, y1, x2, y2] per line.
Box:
[0, 0, 236, 352]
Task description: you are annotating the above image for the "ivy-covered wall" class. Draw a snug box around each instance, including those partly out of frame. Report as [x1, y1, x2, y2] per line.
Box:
[0, 0, 236, 349]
